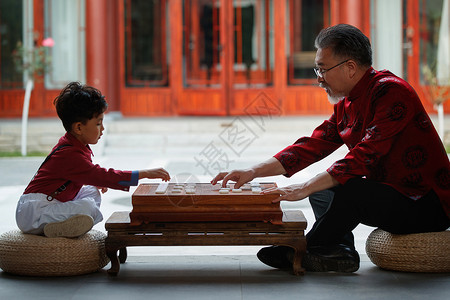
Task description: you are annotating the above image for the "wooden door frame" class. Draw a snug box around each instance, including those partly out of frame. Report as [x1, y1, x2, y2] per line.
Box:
[226, 0, 279, 116]
[402, 0, 446, 113]
[176, 0, 228, 116]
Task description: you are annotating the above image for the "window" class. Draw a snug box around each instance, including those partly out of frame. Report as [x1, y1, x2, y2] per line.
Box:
[372, 0, 402, 77]
[419, 0, 449, 85]
[44, 0, 86, 89]
[124, 0, 169, 87]
[183, 0, 273, 88]
[233, 0, 273, 88]
[183, 0, 222, 87]
[286, 0, 329, 85]
[0, 0, 23, 89]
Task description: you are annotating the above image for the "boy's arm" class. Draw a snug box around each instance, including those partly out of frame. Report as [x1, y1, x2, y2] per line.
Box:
[138, 168, 171, 181]
[118, 168, 171, 187]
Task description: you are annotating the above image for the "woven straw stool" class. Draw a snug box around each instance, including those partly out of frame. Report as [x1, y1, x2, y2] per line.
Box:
[0, 229, 109, 276]
[366, 229, 450, 273]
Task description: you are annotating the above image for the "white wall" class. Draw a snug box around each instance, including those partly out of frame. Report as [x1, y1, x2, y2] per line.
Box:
[372, 0, 403, 77]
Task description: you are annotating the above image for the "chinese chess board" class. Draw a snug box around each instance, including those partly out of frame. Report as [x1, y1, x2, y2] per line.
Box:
[130, 182, 283, 224]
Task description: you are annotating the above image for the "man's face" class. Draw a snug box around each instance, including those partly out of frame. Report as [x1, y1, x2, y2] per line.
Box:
[315, 47, 349, 104]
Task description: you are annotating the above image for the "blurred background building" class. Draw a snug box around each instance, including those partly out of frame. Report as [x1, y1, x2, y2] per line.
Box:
[0, 0, 449, 118]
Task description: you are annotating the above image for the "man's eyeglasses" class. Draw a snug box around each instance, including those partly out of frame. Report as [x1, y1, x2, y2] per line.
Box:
[314, 59, 350, 78]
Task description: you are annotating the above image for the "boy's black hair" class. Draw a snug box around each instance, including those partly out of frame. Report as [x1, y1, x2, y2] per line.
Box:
[53, 82, 108, 132]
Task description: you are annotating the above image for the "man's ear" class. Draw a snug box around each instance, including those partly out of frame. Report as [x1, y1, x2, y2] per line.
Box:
[347, 60, 358, 78]
[71, 122, 83, 135]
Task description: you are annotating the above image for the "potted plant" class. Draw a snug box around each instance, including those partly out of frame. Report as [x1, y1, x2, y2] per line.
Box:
[12, 36, 54, 156]
[422, 64, 450, 141]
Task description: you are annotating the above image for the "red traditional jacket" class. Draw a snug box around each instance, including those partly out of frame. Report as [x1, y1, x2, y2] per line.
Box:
[274, 68, 450, 217]
[24, 132, 137, 202]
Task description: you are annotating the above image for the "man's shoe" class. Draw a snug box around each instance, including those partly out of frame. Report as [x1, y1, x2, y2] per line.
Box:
[257, 246, 294, 269]
[302, 245, 360, 273]
[44, 215, 94, 238]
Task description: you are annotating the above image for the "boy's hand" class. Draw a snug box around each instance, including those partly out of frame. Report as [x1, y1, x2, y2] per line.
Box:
[140, 168, 171, 181]
[96, 187, 108, 193]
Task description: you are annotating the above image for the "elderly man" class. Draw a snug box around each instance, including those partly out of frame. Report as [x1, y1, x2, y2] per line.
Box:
[211, 24, 450, 273]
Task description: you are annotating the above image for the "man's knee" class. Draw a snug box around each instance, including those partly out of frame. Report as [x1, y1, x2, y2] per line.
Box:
[309, 189, 335, 219]
[309, 189, 334, 207]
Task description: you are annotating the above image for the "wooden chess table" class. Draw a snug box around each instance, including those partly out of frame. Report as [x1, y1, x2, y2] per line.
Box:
[129, 182, 284, 224]
[105, 210, 307, 276]
[104, 183, 307, 275]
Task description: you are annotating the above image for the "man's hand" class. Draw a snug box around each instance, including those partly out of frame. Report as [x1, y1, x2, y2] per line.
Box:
[211, 157, 287, 189]
[263, 171, 339, 203]
[211, 169, 255, 189]
[262, 183, 309, 203]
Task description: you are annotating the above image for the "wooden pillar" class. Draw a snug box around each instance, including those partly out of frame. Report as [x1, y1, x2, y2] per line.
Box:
[274, 0, 286, 113]
[224, 0, 234, 115]
[31, 0, 45, 115]
[105, 1, 121, 112]
[343, 0, 363, 28]
[169, 0, 183, 114]
[330, 0, 371, 36]
[407, 0, 420, 84]
[85, 0, 115, 110]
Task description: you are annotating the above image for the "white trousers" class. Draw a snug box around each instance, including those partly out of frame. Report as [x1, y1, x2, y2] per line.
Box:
[16, 185, 103, 235]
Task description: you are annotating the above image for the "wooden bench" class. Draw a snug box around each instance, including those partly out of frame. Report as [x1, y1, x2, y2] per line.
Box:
[105, 210, 307, 276]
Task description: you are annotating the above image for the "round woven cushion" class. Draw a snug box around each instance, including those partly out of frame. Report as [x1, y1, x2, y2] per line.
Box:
[0, 229, 109, 276]
[366, 229, 450, 273]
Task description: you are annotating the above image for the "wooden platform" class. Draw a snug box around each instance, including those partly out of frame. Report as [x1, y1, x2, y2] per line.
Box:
[130, 182, 283, 224]
[105, 210, 308, 276]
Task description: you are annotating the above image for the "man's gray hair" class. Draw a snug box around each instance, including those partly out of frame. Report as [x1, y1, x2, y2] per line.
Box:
[315, 24, 373, 67]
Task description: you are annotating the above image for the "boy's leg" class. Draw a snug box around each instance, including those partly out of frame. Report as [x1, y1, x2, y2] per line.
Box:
[42, 186, 103, 237]
[16, 193, 49, 235]
[43, 214, 94, 238]
[16, 186, 103, 236]
[71, 185, 103, 224]
[40, 187, 102, 222]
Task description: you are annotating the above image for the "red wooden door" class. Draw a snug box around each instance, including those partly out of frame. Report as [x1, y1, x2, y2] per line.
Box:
[179, 0, 227, 115]
[179, 0, 276, 116]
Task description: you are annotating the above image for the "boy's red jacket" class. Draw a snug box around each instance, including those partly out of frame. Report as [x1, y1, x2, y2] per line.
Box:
[24, 132, 136, 202]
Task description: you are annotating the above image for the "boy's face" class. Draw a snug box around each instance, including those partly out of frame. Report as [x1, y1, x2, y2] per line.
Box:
[74, 113, 105, 145]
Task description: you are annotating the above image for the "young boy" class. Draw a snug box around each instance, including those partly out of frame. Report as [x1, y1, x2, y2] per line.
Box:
[16, 82, 170, 238]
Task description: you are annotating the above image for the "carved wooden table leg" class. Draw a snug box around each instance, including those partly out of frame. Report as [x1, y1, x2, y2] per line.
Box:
[106, 246, 120, 276]
[119, 247, 127, 263]
[105, 211, 307, 276]
[291, 240, 307, 275]
[106, 241, 128, 275]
